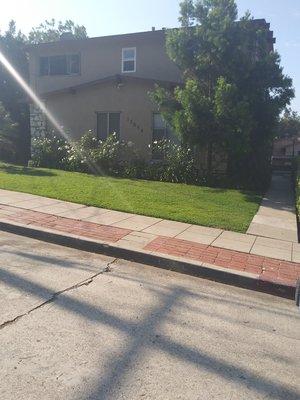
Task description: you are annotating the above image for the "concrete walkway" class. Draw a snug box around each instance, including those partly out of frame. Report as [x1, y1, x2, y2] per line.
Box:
[247, 172, 298, 242]
[0, 188, 299, 294]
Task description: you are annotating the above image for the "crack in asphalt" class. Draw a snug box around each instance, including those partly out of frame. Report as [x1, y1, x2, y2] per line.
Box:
[0, 258, 117, 330]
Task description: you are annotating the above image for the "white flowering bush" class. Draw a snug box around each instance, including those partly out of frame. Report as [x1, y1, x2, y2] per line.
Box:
[87, 133, 139, 175]
[31, 132, 203, 184]
[31, 134, 72, 169]
[61, 131, 98, 172]
[90, 133, 122, 171]
[31, 131, 138, 175]
[149, 139, 200, 184]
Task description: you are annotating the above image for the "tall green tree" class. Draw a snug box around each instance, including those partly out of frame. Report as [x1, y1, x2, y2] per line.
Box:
[0, 21, 30, 164]
[0, 102, 18, 161]
[152, 0, 294, 186]
[0, 19, 88, 164]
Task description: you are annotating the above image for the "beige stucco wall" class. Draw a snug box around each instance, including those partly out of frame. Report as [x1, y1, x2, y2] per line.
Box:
[28, 30, 182, 95]
[44, 78, 158, 158]
[273, 137, 300, 157]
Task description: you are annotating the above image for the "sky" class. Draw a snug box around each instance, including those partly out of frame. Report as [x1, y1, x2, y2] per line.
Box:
[0, 0, 299, 112]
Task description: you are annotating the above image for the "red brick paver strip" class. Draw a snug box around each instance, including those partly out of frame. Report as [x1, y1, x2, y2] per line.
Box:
[1, 203, 299, 289]
[0, 205, 131, 243]
[144, 236, 300, 287]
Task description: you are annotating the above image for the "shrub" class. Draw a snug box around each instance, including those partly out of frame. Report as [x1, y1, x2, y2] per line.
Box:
[31, 131, 101, 171]
[0, 103, 18, 163]
[31, 134, 71, 169]
[30, 131, 229, 186]
[294, 157, 300, 217]
[31, 131, 262, 190]
[61, 131, 98, 172]
[31, 131, 141, 176]
[89, 133, 130, 174]
[151, 139, 199, 184]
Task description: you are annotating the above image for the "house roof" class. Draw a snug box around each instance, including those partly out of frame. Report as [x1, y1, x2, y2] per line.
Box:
[26, 19, 275, 51]
[40, 74, 181, 98]
[274, 136, 300, 145]
[25, 29, 166, 51]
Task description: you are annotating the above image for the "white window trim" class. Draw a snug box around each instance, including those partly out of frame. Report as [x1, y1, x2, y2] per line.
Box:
[121, 47, 136, 73]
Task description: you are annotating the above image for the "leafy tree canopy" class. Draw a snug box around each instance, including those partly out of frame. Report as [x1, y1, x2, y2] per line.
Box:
[152, 0, 294, 185]
[28, 19, 88, 44]
[0, 101, 18, 160]
[0, 20, 29, 164]
[0, 19, 88, 164]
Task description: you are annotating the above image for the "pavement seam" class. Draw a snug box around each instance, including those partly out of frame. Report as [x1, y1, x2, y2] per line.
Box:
[0, 258, 118, 331]
[210, 234, 220, 247]
[211, 229, 223, 243]
[140, 218, 165, 233]
[173, 223, 193, 239]
[249, 235, 258, 254]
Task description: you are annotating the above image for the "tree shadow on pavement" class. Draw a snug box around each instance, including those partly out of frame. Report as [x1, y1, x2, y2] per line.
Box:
[1, 248, 100, 273]
[0, 265, 298, 400]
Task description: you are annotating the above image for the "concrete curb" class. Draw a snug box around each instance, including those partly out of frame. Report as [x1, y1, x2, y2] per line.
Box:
[0, 219, 295, 300]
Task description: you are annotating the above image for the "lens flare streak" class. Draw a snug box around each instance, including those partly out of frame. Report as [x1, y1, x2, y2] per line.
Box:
[0, 50, 133, 209]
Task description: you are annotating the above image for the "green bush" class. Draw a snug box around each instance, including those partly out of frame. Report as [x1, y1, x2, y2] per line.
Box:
[152, 140, 200, 184]
[89, 133, 139, 175]
[31, 134, 72, 169]
[30, 132, 203, 184]
[31, 131, 263, 189]
[31, 131, 141, 175]
[0, 103, 18, 163]
[294, 157, 300, 217]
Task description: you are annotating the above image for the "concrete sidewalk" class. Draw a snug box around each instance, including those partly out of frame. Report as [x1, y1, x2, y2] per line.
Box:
[247, 172, 298, 242]
[0, 188, 299, 297]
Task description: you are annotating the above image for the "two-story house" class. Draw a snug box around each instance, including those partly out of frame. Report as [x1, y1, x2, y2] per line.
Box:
[27, 28, 182, 158]
[27, 21, 275, 159]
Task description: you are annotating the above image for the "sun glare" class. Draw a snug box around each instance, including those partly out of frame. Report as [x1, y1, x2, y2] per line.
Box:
[0, 50, 133, 208]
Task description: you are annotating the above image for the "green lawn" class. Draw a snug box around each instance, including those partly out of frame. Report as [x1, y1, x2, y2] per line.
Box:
[0, 163, 261, 232]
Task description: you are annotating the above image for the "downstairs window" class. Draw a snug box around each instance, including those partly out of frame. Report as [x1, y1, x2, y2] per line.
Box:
[97, 112, 121, 140]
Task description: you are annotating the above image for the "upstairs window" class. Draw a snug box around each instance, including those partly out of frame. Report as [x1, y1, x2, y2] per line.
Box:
[68, 54, 81, 74]
[40, 54, 80, 76]
[97, 112, 121, 141]
[122, 48, 136, 73]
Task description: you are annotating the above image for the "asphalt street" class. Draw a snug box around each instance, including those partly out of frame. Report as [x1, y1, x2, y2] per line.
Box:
[0, 230, 299, 400]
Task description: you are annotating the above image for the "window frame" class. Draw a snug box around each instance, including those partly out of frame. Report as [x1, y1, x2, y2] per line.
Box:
[152, 112, 168, 142]
[121, 47, 136, 73]
[39, 53, 81, 76]
[151, 112, 179, 159]
[152, 112, 168, 160]
[96, 111, 121, 141]
[39, 56, 50, 76]
[67, 54, 81, 75]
